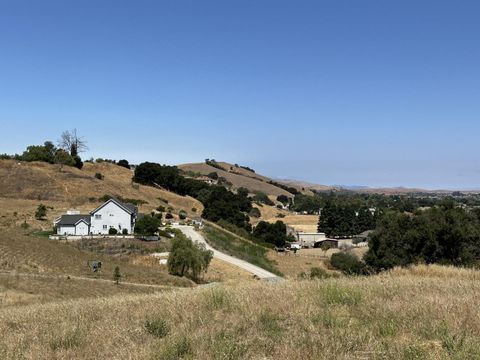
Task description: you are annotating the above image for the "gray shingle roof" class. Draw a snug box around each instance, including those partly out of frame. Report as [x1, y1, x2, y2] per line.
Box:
[90, 198, 138, 217]
[56, 214, 90, 226]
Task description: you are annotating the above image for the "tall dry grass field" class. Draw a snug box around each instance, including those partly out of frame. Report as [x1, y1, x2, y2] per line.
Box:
[1, 265, 479, 359]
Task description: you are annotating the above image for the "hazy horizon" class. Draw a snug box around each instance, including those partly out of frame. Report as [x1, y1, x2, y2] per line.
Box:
[2, 1, 480, 190]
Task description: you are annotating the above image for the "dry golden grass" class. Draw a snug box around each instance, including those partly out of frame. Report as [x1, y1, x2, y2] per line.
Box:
[1, 265, 479, 359]
[0, 228, 193, 288]
[179, 162, 292, 197]
[267, 250, 334, 279]
[253, 206, 319, 233]
[0, 160, 203, 221]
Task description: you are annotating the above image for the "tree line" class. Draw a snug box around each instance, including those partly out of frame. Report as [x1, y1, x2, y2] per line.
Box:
[365, 201, 480, 271]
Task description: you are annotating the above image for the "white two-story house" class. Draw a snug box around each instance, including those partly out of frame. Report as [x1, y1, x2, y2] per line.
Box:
[54, 198, 139, 236]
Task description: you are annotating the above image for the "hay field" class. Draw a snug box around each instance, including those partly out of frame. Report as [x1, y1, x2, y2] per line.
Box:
[1, 265, 479, 359]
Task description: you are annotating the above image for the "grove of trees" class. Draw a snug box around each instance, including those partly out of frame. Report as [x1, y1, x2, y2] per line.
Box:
[365, 203, 480, 271]
[318, 204, 376, 237]
[133, 162, 252, 230]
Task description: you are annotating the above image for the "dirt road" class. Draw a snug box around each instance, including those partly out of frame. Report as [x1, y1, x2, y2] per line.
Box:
[173, 225, 281, 281]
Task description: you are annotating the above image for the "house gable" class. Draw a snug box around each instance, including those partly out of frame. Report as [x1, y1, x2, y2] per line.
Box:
[90, 198, 135, 216]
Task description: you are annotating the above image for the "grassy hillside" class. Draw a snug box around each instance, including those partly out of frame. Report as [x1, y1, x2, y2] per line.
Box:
[179, 161, 307, 197]
[1, 265, 479, 359]
[0, 160, 203, 226]
[202, 224, 281, 276]
[0, 228, 193, 287]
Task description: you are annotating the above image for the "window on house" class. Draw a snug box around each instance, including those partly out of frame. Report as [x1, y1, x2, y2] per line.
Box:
[103, 225, 107, 230]
[95, 214, 101, 220]
[118, 224, 122, 230]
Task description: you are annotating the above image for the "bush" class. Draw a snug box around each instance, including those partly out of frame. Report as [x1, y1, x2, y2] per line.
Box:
[165, 213, 174, 220]
[113, 266, 121, 284]
[309, 267, 331, 279]
[157, 205, 166, 212]
[249, 208, 261, 218]
[145, 318, 170, 338]
[95, 172, 104, 180]
[35, 204, 47, 220]
[122, 228, 128, 235]
[277, 194, 290, 205]
[108, 227, 118, 235]
[330, 252, 367, 275]
[179, 210, 187, 220]
[207, 172, 219, 180]
[191, 207, 197, 213]
[252, 192, 274, 206]
[117, 159, 130, 169]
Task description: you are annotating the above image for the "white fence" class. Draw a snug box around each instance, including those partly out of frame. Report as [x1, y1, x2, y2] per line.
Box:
[49, 234, 136, 241]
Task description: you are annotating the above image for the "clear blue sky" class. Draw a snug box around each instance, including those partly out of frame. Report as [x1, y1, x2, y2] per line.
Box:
[1, 0, 479, 189]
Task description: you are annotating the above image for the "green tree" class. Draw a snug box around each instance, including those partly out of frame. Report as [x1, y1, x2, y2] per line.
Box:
[365, 205, 480, 271]
[35, 204, 47, 220]
[253, 220, 288, 247]
[135, 215, 161, 236]
[167, 233, 213, 281]
[54, 149, 75, 171]
[22, 141, 57, 163]
[117, 159, 130, 169]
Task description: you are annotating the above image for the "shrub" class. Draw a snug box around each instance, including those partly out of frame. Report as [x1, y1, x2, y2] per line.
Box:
[165, 213, 174, 220]
[160, 336, 192, 360]
[94, 172, 104, 180]
[157, 205, 166, 212]
[117, 159, 130, 169]
[207, 172, 219, 180]
[108, 227, 118, 235]
[113, 266, 121, 284]
[122, 228, 128, 235]
[145, 318, 170, 338]
[191, 207, 197, 212]
[179, 210, 187, 220]
[310, 267, 331, 279]
[252, 192, 274, 206]
[330, 252, 367, 275]
[249, 208, 261, 218]
[20, 221, 29, 230]
[277, 194, 290, 205]
[35, 204, 47, 220]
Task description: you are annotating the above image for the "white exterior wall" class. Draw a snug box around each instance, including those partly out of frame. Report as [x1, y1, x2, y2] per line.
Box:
[58, 225, 76, 235]
[75, 222, 90, 236]
[90, 202, 133, 235]
[57, 223, 89, 235]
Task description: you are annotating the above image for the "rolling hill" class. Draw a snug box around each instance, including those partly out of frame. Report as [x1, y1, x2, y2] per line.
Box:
[178, 161, 316, 197]
[0, 160, 203, 228]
